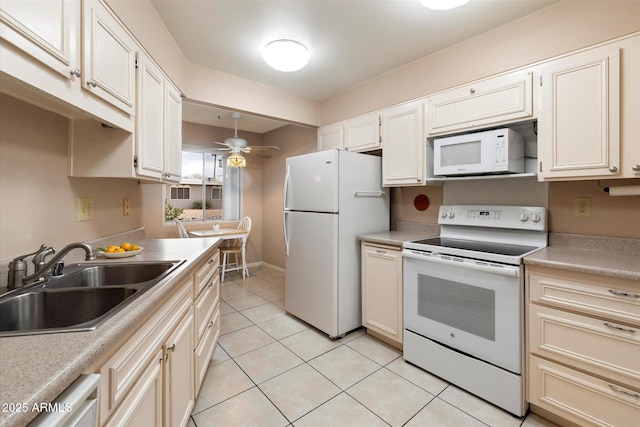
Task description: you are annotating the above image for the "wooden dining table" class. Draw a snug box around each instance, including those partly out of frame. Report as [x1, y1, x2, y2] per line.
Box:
[188, 228, 250, 278]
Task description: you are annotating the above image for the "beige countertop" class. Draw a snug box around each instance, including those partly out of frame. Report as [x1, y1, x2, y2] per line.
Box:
[524, 246, 640, 282]
[358, 229, 439, 247]
[0, 237, 221, 427]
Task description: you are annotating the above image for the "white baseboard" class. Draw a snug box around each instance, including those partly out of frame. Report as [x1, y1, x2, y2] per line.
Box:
[256, 261, 285, 273]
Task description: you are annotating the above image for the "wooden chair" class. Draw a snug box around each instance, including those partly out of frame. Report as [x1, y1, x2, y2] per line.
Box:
[221, 217, 251, 281]
[176, 220, 189, 238]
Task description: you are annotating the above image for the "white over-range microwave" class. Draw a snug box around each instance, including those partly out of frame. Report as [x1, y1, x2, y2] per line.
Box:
[433, 128, 524, 176]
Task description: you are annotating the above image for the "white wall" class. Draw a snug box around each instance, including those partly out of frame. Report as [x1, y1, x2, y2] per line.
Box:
[318, 1, 640, 124]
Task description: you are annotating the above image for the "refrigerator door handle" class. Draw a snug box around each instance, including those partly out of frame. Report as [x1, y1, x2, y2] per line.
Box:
[283, 164, 291, 211]
[283, 211, 290, 256]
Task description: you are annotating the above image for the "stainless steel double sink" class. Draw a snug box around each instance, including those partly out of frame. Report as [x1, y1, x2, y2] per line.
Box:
[0, 261, 182, 337]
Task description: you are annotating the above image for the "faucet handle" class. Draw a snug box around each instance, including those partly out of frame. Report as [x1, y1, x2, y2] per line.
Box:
[33, 247, 56, 268]
[12, 244, 50, 261]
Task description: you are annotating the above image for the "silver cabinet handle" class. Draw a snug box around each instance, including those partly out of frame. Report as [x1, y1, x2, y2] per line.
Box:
[609, 166, 618, 173]
[375, 249, 386, 254]
[208, 280, 214, 288]
[168, 343, 176, 352]
[70, 68, 81, 78]
[208, 321, 214, 328]
[469, 88, 475, 94]
[632, 164, 640, 172]
[608, 289, 640, 299]
[604, 322, 636, 334]
[608, 384, 640, 398]
[87, 79, 98, 88]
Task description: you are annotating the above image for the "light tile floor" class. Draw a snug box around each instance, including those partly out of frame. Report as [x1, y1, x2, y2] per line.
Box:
[189, 267, 560, 427]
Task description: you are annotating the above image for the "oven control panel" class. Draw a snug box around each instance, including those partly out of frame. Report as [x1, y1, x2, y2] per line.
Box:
[438, 205, 547, 231]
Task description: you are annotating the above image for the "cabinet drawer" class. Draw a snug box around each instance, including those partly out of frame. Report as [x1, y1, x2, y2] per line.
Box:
[99, 280, 192, 425]
[194, 272, 220, 344]
[529, 268, 640, 325]
[530, 304, 640, 388]
[195, 307, 220, 395]
[194, 250, 219, 298]
[530, 355, 640, 427]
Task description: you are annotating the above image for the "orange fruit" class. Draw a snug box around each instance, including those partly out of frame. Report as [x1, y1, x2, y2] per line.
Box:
[120, 243, 132, 251]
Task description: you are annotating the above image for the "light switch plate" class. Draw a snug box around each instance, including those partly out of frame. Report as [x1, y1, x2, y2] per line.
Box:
[77, 197, 93, 222]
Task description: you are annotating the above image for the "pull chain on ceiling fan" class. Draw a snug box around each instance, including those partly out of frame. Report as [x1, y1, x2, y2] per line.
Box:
[213, 112, 280, 168]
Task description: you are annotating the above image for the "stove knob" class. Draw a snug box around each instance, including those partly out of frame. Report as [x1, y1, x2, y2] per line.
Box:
[448, 211, 455, 219]
[531, 213, 541, 223]
[441, 211, 448, 219]
[519, 213, 529, 222]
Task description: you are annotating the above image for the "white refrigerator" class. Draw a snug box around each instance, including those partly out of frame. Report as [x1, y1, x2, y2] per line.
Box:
[283, 149, 389, 338]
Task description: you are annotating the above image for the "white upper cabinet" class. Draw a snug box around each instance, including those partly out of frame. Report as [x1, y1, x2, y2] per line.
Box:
[426, 69, 533, 136]
[317, 122, 344, 151]
[0, 0, 79, 79]
[345, 113, 381, 152]
[82, 0, 137, 115]
[136, 54, 165, 180]
[136, 52, 182, 183]
[0, 0, 135, 130]
[164, 82, 183, 182]
[382, 101, 424, 186]
[537, 43, 622, 180]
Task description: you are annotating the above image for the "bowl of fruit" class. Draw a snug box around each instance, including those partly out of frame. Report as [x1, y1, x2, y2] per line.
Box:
[97, 243, 143, 258]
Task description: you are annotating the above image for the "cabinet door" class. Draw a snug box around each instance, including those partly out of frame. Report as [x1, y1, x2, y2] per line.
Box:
[530, 355, 640, 427]
[165, 311, 195, 427]
[427, 69, 533, 135]
[136, 53, 165, 180]
[82, 0, 136, 115]
[317, 123, 344, 151]
[538, 44, 621, 180]
[164, 82, 183, 182]
[382, 101, 424, 186]
[361, 243, 403, 345]
[345, 113, 380, 152]
[621, 36, 640, 178]
[0, 0, 79, 79]
[104, 350, 163, 427]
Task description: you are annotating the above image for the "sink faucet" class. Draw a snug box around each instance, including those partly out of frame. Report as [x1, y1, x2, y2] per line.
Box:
[8, 243, 96, 289]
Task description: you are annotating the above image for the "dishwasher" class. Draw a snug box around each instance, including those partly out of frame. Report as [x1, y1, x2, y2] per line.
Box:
[30, 374, 100, 427]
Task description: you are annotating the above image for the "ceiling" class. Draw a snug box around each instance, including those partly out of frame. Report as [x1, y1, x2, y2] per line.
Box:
[152, 0, 559, 132]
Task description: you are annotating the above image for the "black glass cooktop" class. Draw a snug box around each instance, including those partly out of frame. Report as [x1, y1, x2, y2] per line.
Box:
[411, 237, 539, 257]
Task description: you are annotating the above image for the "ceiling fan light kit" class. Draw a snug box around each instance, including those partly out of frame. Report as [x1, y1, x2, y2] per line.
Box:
[213, 112, 280, 168]
[263, 39, 310, 72]
[418, 0, 469, 10]
[227, 153, 247, 168]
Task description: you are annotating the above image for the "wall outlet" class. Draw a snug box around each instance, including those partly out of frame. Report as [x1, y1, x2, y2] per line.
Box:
[77, 197, 93, 222]
[573, 197, 592, 218]
[123, 197, 130, 216]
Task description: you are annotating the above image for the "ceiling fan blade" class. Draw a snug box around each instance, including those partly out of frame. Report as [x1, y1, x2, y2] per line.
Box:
[245, 145, 280, 152]
[247, 151, 272, 159]
[212, 141, 231, 149]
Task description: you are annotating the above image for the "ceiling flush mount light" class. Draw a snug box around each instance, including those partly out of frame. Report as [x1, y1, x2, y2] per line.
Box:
[263, 39, 310, 72]
[419, 0, 470, 10]
[227, 153, 246, 168]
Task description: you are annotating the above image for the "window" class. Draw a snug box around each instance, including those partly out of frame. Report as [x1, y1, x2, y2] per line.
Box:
[164, 149, 242, 222]
[170, 186, 191, 200]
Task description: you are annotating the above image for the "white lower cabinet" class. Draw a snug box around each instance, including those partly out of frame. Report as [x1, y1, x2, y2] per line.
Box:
[361, 242, 403, 348]
[96, 249, 221, 427]
[104, 349, 163, 427]
[527, 266, 640, 426]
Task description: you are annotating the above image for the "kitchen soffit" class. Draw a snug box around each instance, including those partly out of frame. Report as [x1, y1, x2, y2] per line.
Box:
[150, 0, 559, 102]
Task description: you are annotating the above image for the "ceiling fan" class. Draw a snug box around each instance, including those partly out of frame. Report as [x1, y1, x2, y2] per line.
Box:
[213, 112, 279, 167]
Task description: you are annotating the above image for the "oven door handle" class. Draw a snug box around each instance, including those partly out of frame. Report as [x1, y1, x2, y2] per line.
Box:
[402, 250, 520, 278]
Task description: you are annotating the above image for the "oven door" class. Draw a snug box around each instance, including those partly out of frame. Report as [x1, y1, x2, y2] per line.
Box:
[403, 250, 523, 373]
